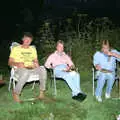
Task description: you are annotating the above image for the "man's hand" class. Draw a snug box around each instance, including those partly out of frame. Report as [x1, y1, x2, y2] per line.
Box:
[106, 51, 120, 58]
[106, 51, 113, 56]
[95, 64, 102, 71]
[63, 65, 75, 72]
[33, 59, 39, 68]
[8, 58, 25, 68]
[16, 62, 25, 68]
[63, 66, 70, 72]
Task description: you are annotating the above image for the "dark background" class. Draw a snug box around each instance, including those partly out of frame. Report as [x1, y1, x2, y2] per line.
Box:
[0, 0, 120, 70]
[0, 0, 119, 42]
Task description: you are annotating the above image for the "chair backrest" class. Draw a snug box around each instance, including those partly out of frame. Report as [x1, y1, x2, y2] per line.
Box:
[10, 42, 20, 51]
[10, 42, 36, 51]
[92, 67, 100, 80]
[9, 42, 20, 79]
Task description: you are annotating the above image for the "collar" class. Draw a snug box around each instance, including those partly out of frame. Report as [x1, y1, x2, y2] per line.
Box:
[55, 51, 65, 56]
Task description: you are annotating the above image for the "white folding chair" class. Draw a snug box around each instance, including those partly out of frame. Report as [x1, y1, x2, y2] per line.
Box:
[92, 67, 100, 96]
[49, 68, 57, 96]
[8, 42, 40, 91]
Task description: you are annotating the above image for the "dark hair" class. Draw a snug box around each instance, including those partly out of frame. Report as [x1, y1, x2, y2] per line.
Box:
[101, 40, 111, 47]
[23, 32, 33, 39]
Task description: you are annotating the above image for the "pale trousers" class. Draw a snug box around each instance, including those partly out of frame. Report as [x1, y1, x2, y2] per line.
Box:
[14, 66, 47, 95]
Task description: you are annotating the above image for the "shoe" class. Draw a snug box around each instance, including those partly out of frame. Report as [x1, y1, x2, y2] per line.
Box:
[96, 96, 102, 102]
[12, 91, 22, 103]
[72, 95, 78, 99]
[77, 93, 87, 101]
[105, 93, 111, 99]
[72, 93, 87, 102]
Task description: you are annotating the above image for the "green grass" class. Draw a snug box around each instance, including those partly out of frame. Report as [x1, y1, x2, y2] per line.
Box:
[0, 71, 120, 120]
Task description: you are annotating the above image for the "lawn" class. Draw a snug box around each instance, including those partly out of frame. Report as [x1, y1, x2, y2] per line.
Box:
[0, 71, 120, 120]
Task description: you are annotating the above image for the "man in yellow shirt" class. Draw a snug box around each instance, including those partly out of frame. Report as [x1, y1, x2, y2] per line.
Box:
[8, 32, 47, 103]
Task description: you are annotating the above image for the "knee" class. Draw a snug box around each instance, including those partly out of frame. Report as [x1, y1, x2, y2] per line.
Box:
[99, 73, 106, 79]
[40, 66, 46, 71]
[76, 72, 80, 77]
[73, 71, 80, 77]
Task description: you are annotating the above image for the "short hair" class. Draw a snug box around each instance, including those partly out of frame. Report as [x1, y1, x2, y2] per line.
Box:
[56, 40, 64, 46]
[23, 32, 33, 39]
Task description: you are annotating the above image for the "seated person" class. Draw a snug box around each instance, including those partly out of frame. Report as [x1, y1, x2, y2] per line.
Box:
[8, 32, 47, 103]
[93, 40, 120, 102]
[45, 40, 87, 101]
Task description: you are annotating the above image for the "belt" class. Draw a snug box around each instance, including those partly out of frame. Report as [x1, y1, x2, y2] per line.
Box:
[25, 67, 34, 69]
[100, 69, 112, 73]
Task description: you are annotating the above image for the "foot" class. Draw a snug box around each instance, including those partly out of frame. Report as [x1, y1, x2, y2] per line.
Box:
[38, 91, 45, 100]
[77, 93, 87, 101]
[105, 93, 111, 99]
[12, 91, 22, 103]
[96, 96, 102, 102]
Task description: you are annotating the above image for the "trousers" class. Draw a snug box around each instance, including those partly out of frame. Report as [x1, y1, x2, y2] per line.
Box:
[14, 66, 47, 95]
[54, 64, 82, 96]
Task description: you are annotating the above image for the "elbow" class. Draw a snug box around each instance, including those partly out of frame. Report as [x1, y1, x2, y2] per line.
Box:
[8, 58, 13, 67]
[8, 59, 10, 66]
[8, 61, 11, 67]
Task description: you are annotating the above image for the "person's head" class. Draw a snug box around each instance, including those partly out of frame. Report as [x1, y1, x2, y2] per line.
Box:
[56, 40, 64, 52]
[101, 40, 111, 54]
[22, 32, 33, 46]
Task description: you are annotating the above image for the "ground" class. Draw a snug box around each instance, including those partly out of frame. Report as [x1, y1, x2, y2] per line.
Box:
[0, 71, 120, 120]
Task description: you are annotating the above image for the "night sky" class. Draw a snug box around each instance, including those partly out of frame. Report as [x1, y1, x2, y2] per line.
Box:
[0, 0, 119, 42]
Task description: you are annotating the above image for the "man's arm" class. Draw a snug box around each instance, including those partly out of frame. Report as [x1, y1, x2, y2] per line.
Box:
[8, 46, 25, 68]
[107, 50, 120, 60]
[44, 54, 53, 68]
[64, 54, 75, 71]
[33, 58, 39, 68]
[8, 57, 25, 68]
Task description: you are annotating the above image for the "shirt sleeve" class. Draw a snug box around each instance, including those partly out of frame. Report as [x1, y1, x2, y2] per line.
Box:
[44, 54, 53, 68]
[112, 49, 120, 62]
[9, 47, 17, 59]
[93, 52, 100, 66]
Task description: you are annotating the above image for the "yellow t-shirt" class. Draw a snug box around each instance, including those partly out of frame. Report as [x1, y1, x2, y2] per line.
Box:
[10, 45, 37, 67]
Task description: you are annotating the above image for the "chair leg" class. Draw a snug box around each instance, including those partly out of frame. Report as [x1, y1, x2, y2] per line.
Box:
[118, 79, 120, 98]
[116, 78, 118, 87]
[92, 68, 95, 96]
[8, 78, 12, 91]
[53, 71, 57, 96]
[32, 81, 35, 90]
[50, 71, 53, 87]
